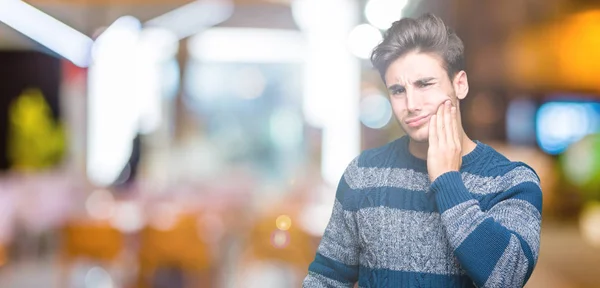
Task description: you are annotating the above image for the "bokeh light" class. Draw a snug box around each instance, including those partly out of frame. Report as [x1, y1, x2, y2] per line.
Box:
[271, 230, 290, 249]
[84, 266, 114, 288]
[365, 0, 409, 30]
[109, 201, 144, 233]
[562, 133, 600, 197]
[85, 189, 115, 220]
[276, 215, 292, 231]
[347, 24, 382, 59]
[536, 102, 600, 155]
[148, 202, 179, 231]
[359, 93, 393, 129]
[580, 202, 600, 248]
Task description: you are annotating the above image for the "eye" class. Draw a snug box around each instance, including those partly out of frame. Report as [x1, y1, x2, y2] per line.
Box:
[391, 87, 405, 96]
[417, 82, 433, 88]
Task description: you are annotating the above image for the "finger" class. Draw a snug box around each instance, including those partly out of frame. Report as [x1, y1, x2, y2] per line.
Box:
[436, 102, 445, 145]
[451, 105, 461, 149]
[429, 114, 437, 147]
[444, 100, 453, 147]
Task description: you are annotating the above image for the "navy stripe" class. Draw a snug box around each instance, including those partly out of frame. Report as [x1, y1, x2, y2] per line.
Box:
[342, 183, 541, 215]
[511, 183, 543, 214]
[309, 253, 358, 284]
[481, 182, 542, 213]
[358, 267, 476, 288]
[335, 174, 351, 205]
[344, 186, 435, 212]
[455, 218, 511, 287]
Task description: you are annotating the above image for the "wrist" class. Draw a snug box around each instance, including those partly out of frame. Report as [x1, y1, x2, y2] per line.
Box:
[429, 171, 473, 212]
[429, 169, 459, 182]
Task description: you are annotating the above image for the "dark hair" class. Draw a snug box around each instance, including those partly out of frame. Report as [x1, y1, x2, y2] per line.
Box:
[370, 13, 465, 82]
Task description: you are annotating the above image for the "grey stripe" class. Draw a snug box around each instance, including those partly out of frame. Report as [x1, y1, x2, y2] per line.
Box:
[356, 207, 463, 275]
[441, 200, 488, 249]
[462, 166, 540, 195]
[345, 163, 539, 196]
[303, 271, 351, 288]
[487, 199, 541, 261]
[317, 199, 360, 266]
[345, 158, 430, 191]
[484, 234, 529, 288]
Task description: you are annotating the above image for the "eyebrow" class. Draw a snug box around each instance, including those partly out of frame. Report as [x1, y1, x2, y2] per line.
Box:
[387, 77, 436, 91]
[414, 77, 436, 86]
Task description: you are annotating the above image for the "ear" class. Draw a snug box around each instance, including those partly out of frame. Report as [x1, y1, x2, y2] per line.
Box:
[453, 71, 469, 100]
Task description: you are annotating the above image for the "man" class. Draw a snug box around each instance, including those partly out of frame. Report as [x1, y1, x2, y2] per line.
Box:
[303, 13, 542, 288]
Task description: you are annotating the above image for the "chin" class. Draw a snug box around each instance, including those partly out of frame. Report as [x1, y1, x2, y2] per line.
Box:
[401, 125, 429, 143]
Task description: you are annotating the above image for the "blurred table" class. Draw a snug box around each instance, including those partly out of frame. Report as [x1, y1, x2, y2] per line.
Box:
[527, 222, 600, 288]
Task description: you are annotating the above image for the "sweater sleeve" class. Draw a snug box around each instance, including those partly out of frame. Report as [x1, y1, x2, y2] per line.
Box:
[303, 159, 360, 288]
[430, 165, 542, 288]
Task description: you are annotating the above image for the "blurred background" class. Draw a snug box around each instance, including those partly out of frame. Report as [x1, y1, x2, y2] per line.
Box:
[0, 0, 599, 287]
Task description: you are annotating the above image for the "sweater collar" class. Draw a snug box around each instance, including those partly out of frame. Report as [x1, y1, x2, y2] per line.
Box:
[396, 135, 486, 172]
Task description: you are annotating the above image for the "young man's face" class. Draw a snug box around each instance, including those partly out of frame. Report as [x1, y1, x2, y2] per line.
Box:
[384, 51, 460, 143]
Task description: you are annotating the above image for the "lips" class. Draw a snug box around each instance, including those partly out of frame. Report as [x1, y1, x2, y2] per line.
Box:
[405, 115, 430, 128]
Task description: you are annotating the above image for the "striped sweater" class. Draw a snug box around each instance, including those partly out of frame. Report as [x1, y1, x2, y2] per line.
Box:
[303, 136, 542, 288]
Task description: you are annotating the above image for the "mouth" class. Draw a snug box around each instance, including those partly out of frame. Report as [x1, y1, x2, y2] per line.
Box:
[405, 115, 431, 128]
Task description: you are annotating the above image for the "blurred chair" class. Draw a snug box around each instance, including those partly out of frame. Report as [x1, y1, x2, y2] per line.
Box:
[59, 220, 125, 287]
[0, 243, 6, 268]
[137, 213, 214, 288]
[236, 209, 316, 288]
[61, 220, 124, 261]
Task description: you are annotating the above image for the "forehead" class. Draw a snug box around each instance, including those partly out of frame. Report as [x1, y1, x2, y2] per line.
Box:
[384, 51, 446, 84]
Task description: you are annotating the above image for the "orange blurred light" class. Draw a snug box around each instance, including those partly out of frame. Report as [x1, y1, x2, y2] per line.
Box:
[507, 10, 600, 92]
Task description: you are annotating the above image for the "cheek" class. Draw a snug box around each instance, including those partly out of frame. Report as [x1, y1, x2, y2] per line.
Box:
[389, 99, 407, 116]
[425, 89, 452, 107]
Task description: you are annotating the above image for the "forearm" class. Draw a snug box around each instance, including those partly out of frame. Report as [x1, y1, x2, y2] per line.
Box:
[304, 187, 360, 287]
[431, 171, 541, 287]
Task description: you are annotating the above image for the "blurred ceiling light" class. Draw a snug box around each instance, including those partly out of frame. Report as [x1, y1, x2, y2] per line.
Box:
[348, 23, 382, 59]
[188, 28, 305, 63]
[137, 27, 179, 62]
[293, 0, 360, 187]
[92, 16, 141, 62]
[145, 0, 234, 40]
[359, 93, 392, 129]
[0, 0, 93, 67]
[87, 16, 142, 187]
[365, 0, 409, 30]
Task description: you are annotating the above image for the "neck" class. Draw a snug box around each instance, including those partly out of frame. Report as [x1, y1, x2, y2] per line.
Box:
[408, 132, 477, 160]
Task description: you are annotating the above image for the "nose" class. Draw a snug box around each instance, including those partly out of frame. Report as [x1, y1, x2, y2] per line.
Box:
[406, 90, 421, 113]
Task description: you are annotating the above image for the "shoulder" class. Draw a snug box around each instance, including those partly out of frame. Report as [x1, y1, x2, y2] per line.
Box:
[475, 143, 542, 211]
[468, 142, 540, 184]
[339, 138, 403, 189]
[356, 137, 405, 168]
